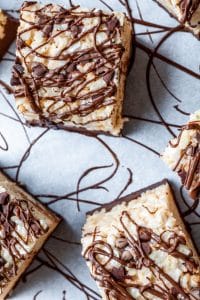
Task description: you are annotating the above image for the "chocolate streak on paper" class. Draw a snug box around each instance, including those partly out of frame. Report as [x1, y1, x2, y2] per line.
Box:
[36, 248, 101, 300]
[12, 2, 128, 132]
[174, 104, 190, 116]
[170, 121, 200, 200]
[0, 79, 13, 94]
[0, 131, 8, 151]
[0, 0, 199, 298]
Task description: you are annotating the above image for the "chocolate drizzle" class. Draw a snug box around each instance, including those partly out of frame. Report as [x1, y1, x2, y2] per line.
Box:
[11, 3, 130, 132]
[0, 191, 48, 293]
[178, 0, 200, 23]
[84, 210, 200, 300]
[170, 121, 200, 200]
[0, 0, 199, 298]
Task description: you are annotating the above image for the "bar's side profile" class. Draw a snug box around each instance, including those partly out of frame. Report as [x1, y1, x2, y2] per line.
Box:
[0, 171, 61, 299]
[11, 2, 132, 135]
[82, 180, 200, 299]
[162, 110, 200, 200]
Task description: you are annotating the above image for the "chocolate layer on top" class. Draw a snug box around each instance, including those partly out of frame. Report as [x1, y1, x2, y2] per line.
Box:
[11, 2, 132, 136]
[0, 9, 18, 60]
[82, 180, 200, 300]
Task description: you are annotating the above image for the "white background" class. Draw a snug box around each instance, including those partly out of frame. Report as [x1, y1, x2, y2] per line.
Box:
[0, 0, 199, 299]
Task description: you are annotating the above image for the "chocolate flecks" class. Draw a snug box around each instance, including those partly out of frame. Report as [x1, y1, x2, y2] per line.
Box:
[138, 227, 151, 242]
[32, 63, 48, 78]
[178, 169, 187, 184]
[71, 24, 83, 37]
[0, 189, 49, 290]
[84, 206, 199, 300]
[115, 237, 128, 249]
[0, 257, 6, 268]
[111, 266, 126, 281]
[13, 63, 24, 75]
[170, 120, 200, 200]
[141, 242, 151, 256]
[107, 16, 119, 32]
[16, 38, 26, 49]
[63, 96, 75, 103]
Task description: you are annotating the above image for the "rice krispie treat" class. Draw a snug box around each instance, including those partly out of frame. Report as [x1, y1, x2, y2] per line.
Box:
[82, 180, 200, 299]
[0, 171, 61, 299]
[162, 110, 200, 200]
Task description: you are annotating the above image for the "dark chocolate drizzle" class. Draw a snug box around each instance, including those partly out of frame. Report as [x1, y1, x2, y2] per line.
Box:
[11, 3, 129, 131]
[169, 121, 200, 200]
[178, 0, 200, 23]
[83, 210, 200, 299]
[0, 191, 48, 293]
[0, 0, 199, 298]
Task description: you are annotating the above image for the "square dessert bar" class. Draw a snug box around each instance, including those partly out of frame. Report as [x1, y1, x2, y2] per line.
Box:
[82, 180, 200, 300]
[11, 2, 132, 136]
[162, 110, 200, 200]
[154, 0, 200, 38]
[0, 171, 61, 299]
[0, 10, 18, 60]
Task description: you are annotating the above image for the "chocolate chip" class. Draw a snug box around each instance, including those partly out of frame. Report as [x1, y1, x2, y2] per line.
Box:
[31, 222, 41, 235]
[13, 63, 24, 74]
[185, 260, 195, 273]
[170, 287, 179, 296]
[38, 15, 49, 25]
[10, 75, 20, 86]
[71, 24, 83, 37]
[32, 63, 47, 78]
[43, 23, 53, 37]
[115, 237, 128, 249]
[0, 192, 9, 205]
[67, 63, 76, 73]
[103, 71, 114, 84]
[121, 250, 132, 261]
[57, 74, 65, 82]
[178, 169, 187, 184]
[141, 242, 151, 256]
[111, 266, 125, 281]
[138, 228, 151, 242]
[63, 96, 74, 103]
[107, 17, 119, 32]
[190, 288, 200, 298]
[45, 70, 56, 79]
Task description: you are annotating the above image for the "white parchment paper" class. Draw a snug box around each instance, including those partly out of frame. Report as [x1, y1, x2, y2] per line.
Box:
[0, 0, 199, 299]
